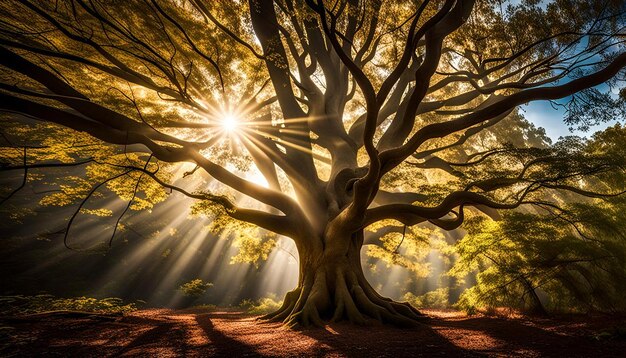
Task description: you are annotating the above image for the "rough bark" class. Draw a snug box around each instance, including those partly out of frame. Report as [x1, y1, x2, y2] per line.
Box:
[261, 230, 426, 328]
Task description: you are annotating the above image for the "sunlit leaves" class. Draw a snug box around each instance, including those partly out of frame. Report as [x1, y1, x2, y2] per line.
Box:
[190, 198, 228, 218]
[403, 288, 450, 309]
[0, 295, 137, 315]
[105, 171, 168, 211]
[0, 121, 113, 166]
[178, 279, 213, 298]
[379, 162, 428, 193]
[366, 220, 446, 277]
[230, 232, 276, 267]
[191, 201, 277, 266]
[36, 153, 169, 212]
[39, 177, 93, 207]
[451, 208, 626, 314]
[200, 140, 252, 172]
[79, 208, 113, 217]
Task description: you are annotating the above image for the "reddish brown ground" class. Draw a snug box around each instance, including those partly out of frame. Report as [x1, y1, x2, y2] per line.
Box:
[1, 308, 625, 357]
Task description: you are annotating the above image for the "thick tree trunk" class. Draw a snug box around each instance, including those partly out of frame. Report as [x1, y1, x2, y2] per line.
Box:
[261, 231, 426, 328]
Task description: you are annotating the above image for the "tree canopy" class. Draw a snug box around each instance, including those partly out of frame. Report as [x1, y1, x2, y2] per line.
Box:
[2, 0, 626, 327]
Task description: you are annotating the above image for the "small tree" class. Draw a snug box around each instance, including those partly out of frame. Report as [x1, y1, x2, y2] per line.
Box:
[178, 279, 213, 299]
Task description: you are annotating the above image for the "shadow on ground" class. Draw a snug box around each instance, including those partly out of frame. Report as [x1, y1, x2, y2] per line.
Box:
[1, 308, 625, 357]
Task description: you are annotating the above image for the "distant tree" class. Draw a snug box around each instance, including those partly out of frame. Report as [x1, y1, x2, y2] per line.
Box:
[451, 126, 626, 315]
[1, 0, 626, 327]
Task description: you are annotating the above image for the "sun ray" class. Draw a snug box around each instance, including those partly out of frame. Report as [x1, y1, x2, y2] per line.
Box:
[221, 114, 239, 133]
[242, 127, 331, 164]
[249, 116, 322, 127]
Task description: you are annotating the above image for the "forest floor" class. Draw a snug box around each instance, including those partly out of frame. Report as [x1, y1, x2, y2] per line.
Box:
[1, 308, 625, 357]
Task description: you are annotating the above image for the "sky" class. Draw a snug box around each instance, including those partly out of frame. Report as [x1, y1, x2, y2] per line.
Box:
[523, 86, 621, 142]
[523, 101, 584, 140]
[502, 0, 623, 141]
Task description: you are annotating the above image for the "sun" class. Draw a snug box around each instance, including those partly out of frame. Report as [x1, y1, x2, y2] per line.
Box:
[221, 114, 239, 133]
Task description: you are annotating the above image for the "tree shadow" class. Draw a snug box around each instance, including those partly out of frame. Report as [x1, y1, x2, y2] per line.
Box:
[114, 322, 180, 356]
[430, 315, 626, 357]
[195, 312, 273, 357]
[5, 309, 625, 357]
[298, 320, 483, 357]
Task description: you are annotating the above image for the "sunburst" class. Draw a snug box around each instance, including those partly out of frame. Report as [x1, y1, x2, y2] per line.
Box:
[221, 114, 239, 133]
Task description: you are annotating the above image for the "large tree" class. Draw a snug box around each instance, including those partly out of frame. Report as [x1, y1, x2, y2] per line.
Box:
[1, 0, 626, 327]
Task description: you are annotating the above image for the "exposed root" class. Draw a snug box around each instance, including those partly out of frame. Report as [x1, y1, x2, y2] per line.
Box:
[354, 266, 430, 322]
[284, 303, 325, 328]
[260, 264, 427, 328]
[365, 290, 428, 323]
[331, 268, 366, 325]
[259, 287, 300, 322]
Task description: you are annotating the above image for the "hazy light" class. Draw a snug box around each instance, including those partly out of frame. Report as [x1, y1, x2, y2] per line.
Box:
[222, 114, 239, 133]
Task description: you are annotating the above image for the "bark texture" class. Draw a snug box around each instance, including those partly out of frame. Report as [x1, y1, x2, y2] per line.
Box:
[262, 231, 425, 327]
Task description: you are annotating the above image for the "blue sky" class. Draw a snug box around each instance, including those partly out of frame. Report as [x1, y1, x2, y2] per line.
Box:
[522, 101, 577, 140]
[522, 85, 621, 141]
[498, 0, 622, 141]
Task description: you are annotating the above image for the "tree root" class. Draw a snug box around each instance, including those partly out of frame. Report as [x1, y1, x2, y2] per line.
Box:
[258, 264, 427, 328]
[258, 287, 301, 322]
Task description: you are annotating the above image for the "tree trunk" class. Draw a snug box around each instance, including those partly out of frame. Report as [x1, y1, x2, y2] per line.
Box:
[261, 231, 426, 328]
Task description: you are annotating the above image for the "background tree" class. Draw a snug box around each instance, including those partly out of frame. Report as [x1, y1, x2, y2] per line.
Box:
[1, 0, 626, 327]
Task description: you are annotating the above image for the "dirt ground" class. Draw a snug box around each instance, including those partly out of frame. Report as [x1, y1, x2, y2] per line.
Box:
[1, 308, 625, 357]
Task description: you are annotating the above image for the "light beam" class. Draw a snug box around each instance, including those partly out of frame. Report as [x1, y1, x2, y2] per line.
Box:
[222, 114, 239, 133]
